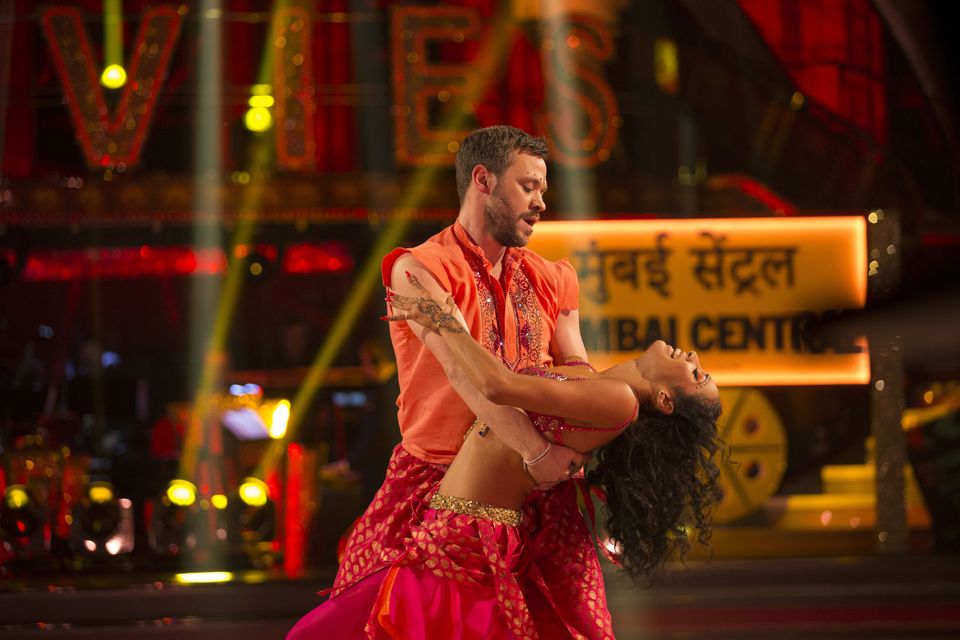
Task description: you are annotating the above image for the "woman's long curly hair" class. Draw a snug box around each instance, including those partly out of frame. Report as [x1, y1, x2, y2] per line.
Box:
[589, 392, 724, 584]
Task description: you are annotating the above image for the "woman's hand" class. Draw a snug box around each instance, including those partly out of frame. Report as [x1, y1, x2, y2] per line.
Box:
[525, 442, 590, 490]
[384, 271, 464, 333]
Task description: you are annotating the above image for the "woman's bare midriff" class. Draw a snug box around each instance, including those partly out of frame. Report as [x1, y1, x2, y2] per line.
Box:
[436, 426, 627, 512]
[437, 427, 535, 510]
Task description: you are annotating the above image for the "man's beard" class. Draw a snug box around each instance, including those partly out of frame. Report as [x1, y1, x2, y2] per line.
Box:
[484, 188, 528, 248]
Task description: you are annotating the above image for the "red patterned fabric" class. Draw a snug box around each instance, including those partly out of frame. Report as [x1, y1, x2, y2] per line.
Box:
[330, 445, 447, 596]
[330, 449, 614, 638]
[520, 482, 615, 639]
[378, 485, 615, 640]
[368, 506, 535, 639]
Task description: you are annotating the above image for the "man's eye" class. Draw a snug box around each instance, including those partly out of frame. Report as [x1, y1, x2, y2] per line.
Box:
[692, 368, 700, 381]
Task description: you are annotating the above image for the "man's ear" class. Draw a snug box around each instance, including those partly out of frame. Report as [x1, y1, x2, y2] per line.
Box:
[472, 165, 492, 194]
[655, 389, 675, 415]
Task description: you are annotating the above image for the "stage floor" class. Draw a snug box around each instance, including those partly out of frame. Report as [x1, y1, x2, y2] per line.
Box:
[2, 555, 959, 639]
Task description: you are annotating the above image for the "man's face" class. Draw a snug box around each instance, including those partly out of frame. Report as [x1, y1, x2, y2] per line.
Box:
[484, 151, 548, 248]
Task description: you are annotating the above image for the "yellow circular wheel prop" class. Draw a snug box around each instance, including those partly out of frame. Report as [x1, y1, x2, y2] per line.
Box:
[713, 388, 787, 524]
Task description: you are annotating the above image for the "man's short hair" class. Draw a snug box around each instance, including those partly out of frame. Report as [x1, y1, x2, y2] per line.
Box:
[455, 125, 548, 204]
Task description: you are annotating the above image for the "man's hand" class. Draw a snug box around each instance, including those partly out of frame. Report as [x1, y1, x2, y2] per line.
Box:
[524, 441, 587, 490]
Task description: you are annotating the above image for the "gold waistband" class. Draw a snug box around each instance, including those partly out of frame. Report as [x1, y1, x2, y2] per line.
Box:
[428, 493, 522, 527]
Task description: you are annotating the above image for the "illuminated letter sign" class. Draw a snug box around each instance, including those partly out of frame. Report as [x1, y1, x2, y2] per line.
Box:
[42, 6, 183, 170]
[528, 217, 869, 386]
[391, 6, 482, 165]
[539, 15, 620, 167]
[274, 6, 316, 169]
[392, 7, 620, 167]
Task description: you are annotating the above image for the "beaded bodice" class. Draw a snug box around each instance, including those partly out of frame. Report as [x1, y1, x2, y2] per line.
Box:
[526, 410, 576, 441]
[516, 366, 628, 444]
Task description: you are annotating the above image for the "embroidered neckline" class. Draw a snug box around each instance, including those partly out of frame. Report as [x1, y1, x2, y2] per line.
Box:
[455, 222, 542, 371]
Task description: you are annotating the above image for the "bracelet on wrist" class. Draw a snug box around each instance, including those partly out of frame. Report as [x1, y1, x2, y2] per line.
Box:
[522, 441, 552, 466]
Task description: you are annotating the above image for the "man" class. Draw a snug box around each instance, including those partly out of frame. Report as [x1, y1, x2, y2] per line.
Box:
[289, 126, 613, 638]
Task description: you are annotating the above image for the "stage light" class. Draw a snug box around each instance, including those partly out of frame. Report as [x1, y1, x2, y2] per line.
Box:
[1, 484, 47, 553]
[4, 485, 29, 510]
[71, 483, 134, 558]
[281, 242, 354, 274]
[245, 83, 274, 132]
[148, 488, 201, 556]
[166, 479, 197, 507]
[100, 63, 127, 89]
[239, 478, 269, 508]
[244, 106, 273, 133]
[88, 482, 113, 504]
[175, 571, 234, 584]
[653, 37, 679, 94]
[211, 494, 229, 510]
[248, 94, 274, 108]
[100, 0, 126, 89]
[229, 382, 263, 397]
[269, 400, 290, 439]
[234, 478, 276, 554]
[2, 485, 38, 537]
[80, 483, 120, 539]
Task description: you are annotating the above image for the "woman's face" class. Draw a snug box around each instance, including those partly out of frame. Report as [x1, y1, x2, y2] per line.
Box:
[635, 340, 719, 404]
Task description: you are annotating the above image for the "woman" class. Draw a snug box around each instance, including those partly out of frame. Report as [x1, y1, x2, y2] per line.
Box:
[363, 274, 724, 639]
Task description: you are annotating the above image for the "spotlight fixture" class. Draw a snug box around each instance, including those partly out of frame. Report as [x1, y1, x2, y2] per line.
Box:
[239, 477, 269, 509]
[69, 481, 134, 558]
[233, 478, 276, 567]
[244, 84, 274, 132]
[268, 400, 290, 440]
[147, 479, 201, 556]
[166, 478, 197, 507]
[0, 484, 47, 557]
[100, 63, 127, 89]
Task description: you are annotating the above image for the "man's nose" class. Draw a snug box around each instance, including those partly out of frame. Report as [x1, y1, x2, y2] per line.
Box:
[531, 192, 545, 212]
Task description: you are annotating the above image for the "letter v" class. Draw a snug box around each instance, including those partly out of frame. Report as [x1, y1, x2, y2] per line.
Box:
[41, 5, 183, 169]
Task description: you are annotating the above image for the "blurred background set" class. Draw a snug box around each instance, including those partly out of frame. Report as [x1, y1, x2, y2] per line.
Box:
[0, 1, 958, 638]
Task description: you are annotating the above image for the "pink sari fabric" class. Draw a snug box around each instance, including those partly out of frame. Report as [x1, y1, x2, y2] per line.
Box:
[331, 445, 447, 597]
[521, 482, 615, 639]
[329, 445, 614, 639]
[369, 507, 535, 639]
[286, 570, 387, 640]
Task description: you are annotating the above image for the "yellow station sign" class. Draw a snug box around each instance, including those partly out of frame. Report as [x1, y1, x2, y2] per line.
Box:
[528, 217, 869, 386]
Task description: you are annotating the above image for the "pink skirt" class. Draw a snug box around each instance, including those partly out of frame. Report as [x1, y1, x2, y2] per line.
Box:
[327, 445, 614, 639]
[369, 499, 536, 639]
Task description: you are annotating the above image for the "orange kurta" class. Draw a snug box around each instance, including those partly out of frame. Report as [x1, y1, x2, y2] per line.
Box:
[382, 221, 578, 464]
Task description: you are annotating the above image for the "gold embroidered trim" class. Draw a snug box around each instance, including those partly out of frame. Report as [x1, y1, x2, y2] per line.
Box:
[428, 493, 522, 527]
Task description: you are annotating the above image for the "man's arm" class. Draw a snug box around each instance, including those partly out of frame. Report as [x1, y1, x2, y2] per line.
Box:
[389, 253, 585, 484]
[551, 309, 588, 365]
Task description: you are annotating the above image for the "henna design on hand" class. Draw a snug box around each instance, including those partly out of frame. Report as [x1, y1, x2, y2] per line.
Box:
[414, 298, 466, 334]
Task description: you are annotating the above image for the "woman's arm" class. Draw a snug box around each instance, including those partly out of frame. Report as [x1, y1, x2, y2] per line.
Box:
[387, 273, 637, 429]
